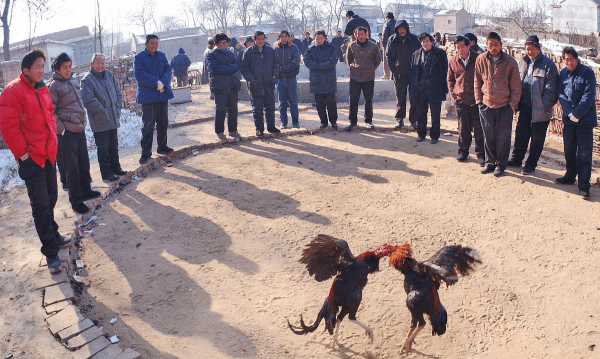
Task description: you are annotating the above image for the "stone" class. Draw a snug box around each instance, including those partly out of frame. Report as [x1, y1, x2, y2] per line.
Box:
[66, 326, 104, 349]
[58, 247, 70, 262]
[91, 344, 123, 359]
[44, 300, 70, 315]
[113, 348, 142, 359]
[57, 318, 95, 341]
[71, 336, 111, 359]
[43, 282, 74, 306]
[46, 306, 86, 335]
[34, 268, 69, 289]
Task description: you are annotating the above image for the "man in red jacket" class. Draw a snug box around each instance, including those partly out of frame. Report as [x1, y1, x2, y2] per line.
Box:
[0, 49, 71, 273]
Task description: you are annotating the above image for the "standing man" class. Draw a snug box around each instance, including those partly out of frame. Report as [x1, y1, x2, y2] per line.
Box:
[508, 35, 558, 175]
[344, 10, 370, 39]
[291, 34, 302, 53]
[474, 32, 521, 177]
[447, 36, 484, 165]
[170, 48, 191, 87]
[382, 12, 396, 80]
[0, 49, 71, 273]
[304, 30, 338, 128]
[464, 33, 484, 54]
[556, 46, 597, 199]
[345, 26, 381, 131]
[81, 53, 127, 182]
[409, 32, 448, 143]
[386, 20, 421, 129]
[134, 34, 174, 164]
[241, 31, 280, 137]
[330, 30, 346, 62]
[301, 32, 313, 54]
[49, 53, 100, 215]
[207, 33, 242, 142]
[273, 30, 301, 129]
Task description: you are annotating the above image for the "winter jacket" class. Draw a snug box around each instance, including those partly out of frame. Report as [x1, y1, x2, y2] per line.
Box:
[301, 37, 313, 54]
[48, 72, 87, 133]
[274, 40, 300, 79]
[304, 40, 338, 94]
[80, 68, 123, 133]
[517, 53, 559, 123]
[207, 47, 241, 93]
[346, 39, 381, 82]
[330, 35, 347, 57]
[558, 61, 598, 128]
[382, 19, 396, 48]
[345, 15, 371, 37]
[201, 47, 212, 85]
[170, 48, 192, 77]
[134, 49, 174, 104]
[241, 44, 279, 96]
[0, 73, 57, 167]
[474, 50, 521, 110]
[386, 20, 421, 76]
[292, 38, 303, 52]
[409, 46, 448, 103]
[447, 49, 479, 106]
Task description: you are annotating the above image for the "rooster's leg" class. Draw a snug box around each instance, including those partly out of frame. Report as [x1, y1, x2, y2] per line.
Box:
[400, 325, 424, 354]
[331, 322, 341, 348]
[349, 319, 373, 342]
[398, 327, 415, 350]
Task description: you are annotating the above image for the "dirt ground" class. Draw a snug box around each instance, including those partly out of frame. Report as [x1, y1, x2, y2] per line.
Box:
[1, 101, 599, 359]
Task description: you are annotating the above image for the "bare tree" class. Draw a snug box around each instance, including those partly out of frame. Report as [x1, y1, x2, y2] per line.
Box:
[233, 0, 253, 35]
[159, 16, 186, 32]
[265, 0, 296, 32]
[24, 0, 51, 51]
[128, 0, 155, 35]
[181, 0, 200, 27]
[197, 0, 232, 34]
[252, 0, 269, 26]
[1, 0, 17, 60]
[324, 0, 356, 36]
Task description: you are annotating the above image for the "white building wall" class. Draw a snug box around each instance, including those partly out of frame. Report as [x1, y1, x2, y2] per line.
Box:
[553, 0, 599, 34]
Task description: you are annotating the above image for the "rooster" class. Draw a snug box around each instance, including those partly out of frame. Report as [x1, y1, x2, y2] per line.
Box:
[287, 234, 392, 347]
[389, 243, 482, 354]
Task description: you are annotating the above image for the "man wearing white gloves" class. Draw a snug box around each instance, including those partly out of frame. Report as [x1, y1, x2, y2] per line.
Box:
[134, 34, 174, 164]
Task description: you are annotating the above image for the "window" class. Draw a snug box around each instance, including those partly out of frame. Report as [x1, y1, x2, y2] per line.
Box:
[448, 19, 452, 24]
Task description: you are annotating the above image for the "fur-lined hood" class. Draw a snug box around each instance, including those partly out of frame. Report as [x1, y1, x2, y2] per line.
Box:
[274, 39, 293, 48]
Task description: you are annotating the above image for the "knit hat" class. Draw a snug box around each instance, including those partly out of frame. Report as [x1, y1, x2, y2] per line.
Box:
[524, 35, 540, 49]
[244, 36, 253, 45]
[213, 33, 230, 44]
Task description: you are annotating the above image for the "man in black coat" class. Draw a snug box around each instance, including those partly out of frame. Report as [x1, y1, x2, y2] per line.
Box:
[382, 12, 396, 79]
[207, 33, 242, 142]
[409, 32, 448, 144]
[241, 31, 280, 137]
[330, 30, 346, 62]
[274, 30, 301, 129]
[344, 10, 370, 39]
[301, 32, 313, 54]
[386, 20, 421, 129]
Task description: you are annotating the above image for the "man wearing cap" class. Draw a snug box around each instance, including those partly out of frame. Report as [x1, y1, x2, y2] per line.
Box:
[382, 12, 396, 79]
[386, 20, 421, 129]
[241, 31, 280, 137]
[170, 48, 191, 87]
[345, 26, 381, 131]
[207, 33, 242, 142]
[507, 35, 558, 175]
[330, 30, 346, 62]
[344, 10, 371, 39]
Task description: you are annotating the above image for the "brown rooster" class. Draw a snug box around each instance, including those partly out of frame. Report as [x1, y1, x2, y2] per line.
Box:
[389, 243, 482, 354]
[287, 234, 392, 347]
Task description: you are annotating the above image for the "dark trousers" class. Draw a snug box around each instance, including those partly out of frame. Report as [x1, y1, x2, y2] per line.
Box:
[251, 87, 276, 131]
[455, 100, 484, 158]
[56, 135, 66, 187]
[314, 93, 338, 125]
[214, 90, 238, 134]
[141, 101, 169, 156]
[349, 79, 374, 125]
[18, 158, 60, 257]
[563, 125, 594, 191]
[176, 75, 187, 87]
[479, 104, 513, 168]
[59, 131, 92, 207]
[94, 129, 121, 179]
[414, 90, 442, 140]
[276, 77, 299, 127]
[392, 72, 416, 122]
[511, 106, 549, 168]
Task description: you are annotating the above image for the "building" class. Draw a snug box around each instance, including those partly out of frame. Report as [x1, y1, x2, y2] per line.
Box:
[386, 3, 435, 34]
[344, 5, 385, 38]
[0, 40, 74, 73]
[433, 9, 473, 35]
[131, 27, 206, 63]
[552, 0, 600, 34]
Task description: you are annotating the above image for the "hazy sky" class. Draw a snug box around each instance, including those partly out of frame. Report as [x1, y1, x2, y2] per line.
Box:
[7, 0, 544, 43]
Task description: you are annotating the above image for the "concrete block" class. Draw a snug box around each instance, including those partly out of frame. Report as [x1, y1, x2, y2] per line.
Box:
[34, 268, 69, 289]
[47, 306, 85, 335]
[44, 300, 71, 315]
[43, 282, 74, 306]
[57, 318, 95, 341]
[91, 344, 123, 359]
[67, 326, 104, 349]
[71, 336, 112, 359]
[113, 348, 142, 359]
[170, 86, 192, 104]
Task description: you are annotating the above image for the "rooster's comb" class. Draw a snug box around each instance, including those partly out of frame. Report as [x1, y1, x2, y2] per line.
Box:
[389, 244, 412, 269]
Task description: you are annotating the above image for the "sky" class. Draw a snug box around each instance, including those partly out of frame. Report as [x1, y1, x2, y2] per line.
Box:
[7, 0, 547, 43]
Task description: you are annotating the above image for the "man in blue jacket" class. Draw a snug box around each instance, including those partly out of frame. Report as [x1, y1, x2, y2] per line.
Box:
[170, 48, 191, 87]
[241, 31, 280, 137]
[134, 34, 174, 164]
[382, 12, 396, 79]
[274, 30, 301, 129]
[556, 46, 598, 199]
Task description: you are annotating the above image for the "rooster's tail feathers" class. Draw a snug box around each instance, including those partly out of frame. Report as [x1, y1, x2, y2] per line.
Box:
[288, 299, 336, 335]
[430, 304, 447, 336]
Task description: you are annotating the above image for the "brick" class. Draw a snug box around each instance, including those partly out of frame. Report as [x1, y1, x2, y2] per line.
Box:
[91, 344, 123, 359]
[71, 336, 112, 359]
[113, 348, 142, 359]
[44, 282, 75, 306]
[57, 318, 95, 341]
[67, 326, 104, 349]
[47, 306, 86, 335]
[44, 300, 70, 315]
[34, 268, 69, 289]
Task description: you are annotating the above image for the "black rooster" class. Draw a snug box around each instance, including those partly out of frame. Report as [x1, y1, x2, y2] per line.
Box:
[287, 234, 392, 347]
[389, 244, 482, 354]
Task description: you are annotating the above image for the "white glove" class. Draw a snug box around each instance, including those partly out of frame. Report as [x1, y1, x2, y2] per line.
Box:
[568, 113, 579, 123]
[157, 80, 165, 92]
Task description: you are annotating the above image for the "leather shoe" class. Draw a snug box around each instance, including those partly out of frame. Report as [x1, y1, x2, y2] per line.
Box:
[319, 123, 328, 129]
[345, 123, 357, 132]
[256, 130, 264, 137]
[416, 137, 424, 142]
[82, 190, 101, 201]
[430, 138, 438, 144]
[477, 157, 486, 167]
[103, 174, 120, 182]
[521, 167, 535, 175]
[493, 166, 505, 177]
[555, 176, 575, 184]
[456, 153, 468, 162]
[507, 158, 522, 167]
[73, 203, 89, 214]
[157, 146, 174, 155]
[55, 236, 72, 248]
[580, 190, 590, 199]
[332, 123, 338, 129]
[139, 155, 151, 164]
[395, 119, 404, 129]
[267, 127, 281, 134]
[481, 165, 495, 174]
[114, 168, 127, 176]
